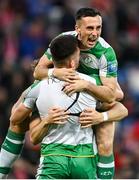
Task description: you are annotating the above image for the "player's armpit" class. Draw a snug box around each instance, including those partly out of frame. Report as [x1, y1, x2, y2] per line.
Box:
[10, 103, 32, 125]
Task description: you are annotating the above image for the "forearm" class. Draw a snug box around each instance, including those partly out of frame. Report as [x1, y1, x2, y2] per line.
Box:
[85, 82, 115, 103]
[33, 64, 49, 80]
[33, 54, 54, 80]
[30, 119, 49, 145]
[102, 102, 128, 122]
[11, 87, 31, 114]
[79, 102, 127, 127]
[10, 104, 32, 125]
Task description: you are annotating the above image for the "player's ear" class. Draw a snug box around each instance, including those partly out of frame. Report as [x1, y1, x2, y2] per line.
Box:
[70, 59, 76, 69]
[75, 24, 80, 33]
[75, 23, 81, 41]
[75, 24, 78, 31]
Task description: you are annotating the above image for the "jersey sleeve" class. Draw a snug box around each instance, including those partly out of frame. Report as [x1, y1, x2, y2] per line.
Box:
[44, 47, 52, 61]
[23, 81, 40, 109]
[99, 47, 118, 77]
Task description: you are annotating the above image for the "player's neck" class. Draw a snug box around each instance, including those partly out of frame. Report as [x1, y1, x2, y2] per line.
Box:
[54, 65, 70, 69]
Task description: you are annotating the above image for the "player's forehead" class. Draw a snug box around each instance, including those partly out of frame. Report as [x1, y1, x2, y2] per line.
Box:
[79, 16, 102, 27]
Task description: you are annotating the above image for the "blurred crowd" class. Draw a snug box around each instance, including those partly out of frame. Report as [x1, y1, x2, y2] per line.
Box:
[0, 0, 139, 178]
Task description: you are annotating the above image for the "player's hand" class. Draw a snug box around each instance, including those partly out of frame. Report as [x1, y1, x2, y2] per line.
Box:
[62, 79, 89, 96]
[42, 107, 69, 125]
[79, 108, 104, 128]
[53, 68, 80, 83]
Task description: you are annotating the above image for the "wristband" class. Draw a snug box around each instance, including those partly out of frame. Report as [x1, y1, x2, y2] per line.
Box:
[102, 112, 108, 121]
[48, 68, 54, 78]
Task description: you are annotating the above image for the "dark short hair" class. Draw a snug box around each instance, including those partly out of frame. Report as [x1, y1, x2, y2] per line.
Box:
[50, 35, 78, 64]
[75, 7, 101, 21]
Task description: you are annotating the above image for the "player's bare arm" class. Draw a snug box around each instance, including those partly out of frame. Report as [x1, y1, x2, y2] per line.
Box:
[62, 76, 116, 103]
[10, 103, 32, 125]
[34, 56, 117, 102]
[34, 54, 78, 82]
[115, 81, 124, 101]
[11, 87, 33, 115]
[33, 54, 53, 80]
[29, 107, 69, 145]
[34, 59, 123, 103]
[98, 76, 124, 101]
[79, 102, 128, 128]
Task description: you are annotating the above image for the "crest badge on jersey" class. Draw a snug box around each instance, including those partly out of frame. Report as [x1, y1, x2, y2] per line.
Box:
[80, 53, 98, 68]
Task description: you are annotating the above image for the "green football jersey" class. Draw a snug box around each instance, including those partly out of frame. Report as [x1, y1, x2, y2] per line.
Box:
[45, 31, 118, 85]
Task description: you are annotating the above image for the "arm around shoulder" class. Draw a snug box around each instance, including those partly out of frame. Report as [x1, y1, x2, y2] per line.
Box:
[33, 54, 53, 80]
[10, 103, 32, 125]
[85, 76, 116, 103]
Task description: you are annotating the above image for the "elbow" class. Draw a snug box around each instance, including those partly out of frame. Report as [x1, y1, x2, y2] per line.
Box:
[123, 106, 128, 119]
[116, 90, 124, 101]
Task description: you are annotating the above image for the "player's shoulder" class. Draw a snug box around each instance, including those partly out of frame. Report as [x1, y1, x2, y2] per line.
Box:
[94, 37, 116, 55]
[30, 80, 41, 89]
[52, 31, 77, 43]
[61, 31, 77, 37]
[40, 78, 49, 85]
[77, 72, 96, 85]
[97, 37, 111, 49]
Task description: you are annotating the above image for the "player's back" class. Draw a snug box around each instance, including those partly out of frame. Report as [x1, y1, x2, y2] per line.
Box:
[36, 72, 97, 118]
[36, 72, 98, 156]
